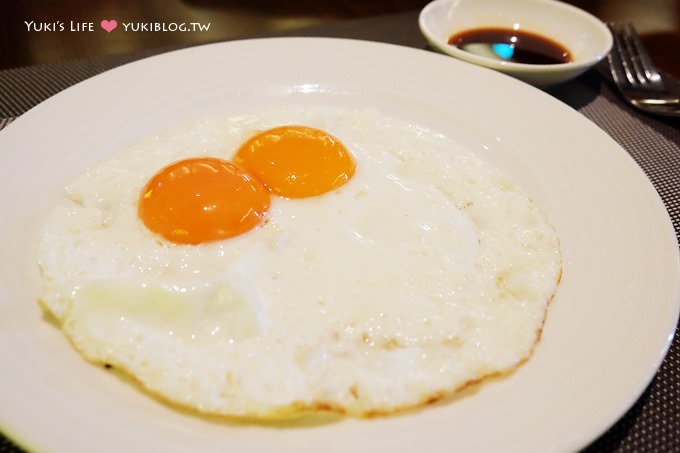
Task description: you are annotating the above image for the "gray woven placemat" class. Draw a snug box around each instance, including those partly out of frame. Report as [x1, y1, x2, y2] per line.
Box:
[0, 11, 678, 453]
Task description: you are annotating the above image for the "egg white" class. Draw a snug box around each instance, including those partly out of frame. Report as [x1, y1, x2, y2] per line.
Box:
[38, 106, 561, 417]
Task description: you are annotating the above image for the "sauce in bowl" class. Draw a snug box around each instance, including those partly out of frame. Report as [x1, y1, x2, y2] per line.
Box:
[448, 28, 572, 65]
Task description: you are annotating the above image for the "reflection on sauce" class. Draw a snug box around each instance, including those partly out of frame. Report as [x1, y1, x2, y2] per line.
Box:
[448, 27, 572, 65]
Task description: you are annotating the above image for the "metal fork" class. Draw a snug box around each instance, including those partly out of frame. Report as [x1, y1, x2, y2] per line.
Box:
[607, 23, 680, 117]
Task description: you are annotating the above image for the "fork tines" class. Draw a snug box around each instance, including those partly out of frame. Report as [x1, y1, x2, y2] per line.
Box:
[607, 23, 664, 90]
[606, 23, 680, 117]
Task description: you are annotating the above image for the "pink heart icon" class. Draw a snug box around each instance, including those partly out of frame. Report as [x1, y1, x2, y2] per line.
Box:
[101, 19, 117, 33]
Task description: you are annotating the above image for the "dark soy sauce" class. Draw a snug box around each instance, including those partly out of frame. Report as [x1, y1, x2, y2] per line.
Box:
[448, 28, 572, 65]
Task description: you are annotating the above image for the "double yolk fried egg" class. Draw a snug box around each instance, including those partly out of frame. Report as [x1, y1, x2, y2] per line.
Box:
[37, 106, 562, 418]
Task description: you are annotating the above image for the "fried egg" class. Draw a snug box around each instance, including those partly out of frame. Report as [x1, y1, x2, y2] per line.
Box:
[37, 106, 561, 418]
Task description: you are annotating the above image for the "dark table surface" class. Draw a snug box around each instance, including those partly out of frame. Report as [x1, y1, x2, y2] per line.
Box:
[1, 0, 679, 79]
[1, 9, 679, 453]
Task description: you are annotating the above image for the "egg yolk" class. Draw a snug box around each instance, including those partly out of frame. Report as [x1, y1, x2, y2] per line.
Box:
[138, 157, 270, 245]
[233, 125, 355, 198]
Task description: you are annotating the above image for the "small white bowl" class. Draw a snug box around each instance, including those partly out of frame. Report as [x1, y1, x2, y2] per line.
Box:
[418, 0, 612, 87]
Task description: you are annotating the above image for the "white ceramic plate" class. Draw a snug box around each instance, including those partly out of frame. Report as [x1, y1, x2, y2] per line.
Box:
[0, 38, 678, 453]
